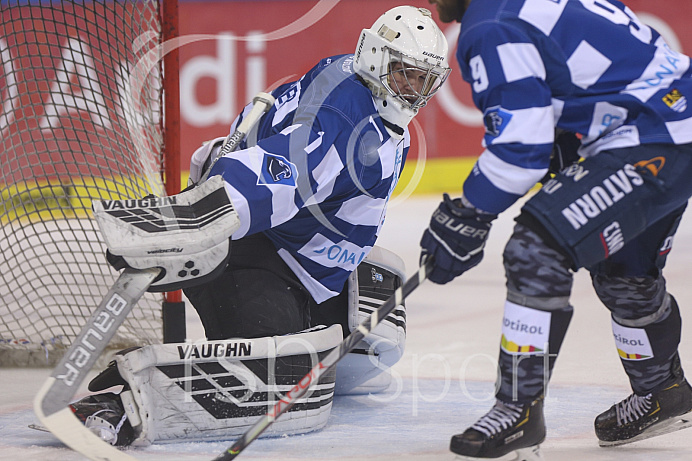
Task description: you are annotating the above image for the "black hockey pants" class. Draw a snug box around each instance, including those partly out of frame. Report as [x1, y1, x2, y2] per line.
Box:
[184, 232, 348, 340]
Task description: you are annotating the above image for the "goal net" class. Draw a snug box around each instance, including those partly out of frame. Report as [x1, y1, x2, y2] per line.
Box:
[0, 1, 179, 366]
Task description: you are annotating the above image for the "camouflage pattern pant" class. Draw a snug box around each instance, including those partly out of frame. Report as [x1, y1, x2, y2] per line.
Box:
[496, 204, 685, 402]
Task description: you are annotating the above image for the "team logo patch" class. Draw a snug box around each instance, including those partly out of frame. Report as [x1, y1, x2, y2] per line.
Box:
[259, 153, 297, 186]
[371, 267, 383, 283]
[634, 156, 665, 176]
[611, 320, 653, 361]
[483, 106, 513, 138]
[662, 88, 688, 113]
[500, 302, 551, 356]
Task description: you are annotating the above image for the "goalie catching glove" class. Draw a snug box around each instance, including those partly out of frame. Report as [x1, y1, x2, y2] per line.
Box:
[420, 194, 496, 284]
[92, 175, 240, 292]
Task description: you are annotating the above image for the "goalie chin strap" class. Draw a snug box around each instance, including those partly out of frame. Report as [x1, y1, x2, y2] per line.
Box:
[381, 118, 404, 137]
[212, 259, 434, 461]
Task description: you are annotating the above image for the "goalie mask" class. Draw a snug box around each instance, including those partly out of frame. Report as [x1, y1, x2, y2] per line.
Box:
[354, 6, 450, 136]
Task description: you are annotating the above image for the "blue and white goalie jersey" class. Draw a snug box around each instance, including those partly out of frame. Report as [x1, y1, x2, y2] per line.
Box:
[208, 55, 409, 303]
[458, 0, 692, 214]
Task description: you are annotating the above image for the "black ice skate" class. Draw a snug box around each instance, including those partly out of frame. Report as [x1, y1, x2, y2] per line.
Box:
[69, 392, 134, 446]
[595, 375, 692, 446]
[450, 397, 545, 460]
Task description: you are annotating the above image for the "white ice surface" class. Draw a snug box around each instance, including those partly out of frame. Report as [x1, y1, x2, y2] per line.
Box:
[2, 194, 692, 460]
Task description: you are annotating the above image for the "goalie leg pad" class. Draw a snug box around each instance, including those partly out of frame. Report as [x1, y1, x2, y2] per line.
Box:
[336, 246, 406, 395]
[92, 175, 241, 292]
[110, 324, 342, 445]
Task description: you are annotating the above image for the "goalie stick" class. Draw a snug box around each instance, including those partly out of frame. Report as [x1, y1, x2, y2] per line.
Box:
[33, 267, 159, 461]
[212, 259, 433, 460]
[32, 91, 274, 461]
[198, 91, 276, 184]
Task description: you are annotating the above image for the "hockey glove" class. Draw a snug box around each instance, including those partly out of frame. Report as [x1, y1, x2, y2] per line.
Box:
[188, 137, 226, 186]
[420, 194, 496, 284]
[541, 129, 581, 183]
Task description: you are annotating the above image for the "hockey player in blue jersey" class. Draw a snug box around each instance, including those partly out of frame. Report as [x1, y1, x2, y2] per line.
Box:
[183, 5, 449, 341]
[423, 0, 692, 459]
[64, 6, 451, 447]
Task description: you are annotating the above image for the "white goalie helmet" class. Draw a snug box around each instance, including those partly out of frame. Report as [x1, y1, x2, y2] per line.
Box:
[354, 6, 450, 136]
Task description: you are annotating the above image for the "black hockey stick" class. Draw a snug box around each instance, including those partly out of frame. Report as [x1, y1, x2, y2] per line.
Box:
[212, 259, 433, 460]
[33, 267, 160, 461]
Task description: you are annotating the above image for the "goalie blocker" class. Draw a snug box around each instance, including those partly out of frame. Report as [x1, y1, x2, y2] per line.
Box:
[92, 175, 240, 293]
[69, 247, 406, 446]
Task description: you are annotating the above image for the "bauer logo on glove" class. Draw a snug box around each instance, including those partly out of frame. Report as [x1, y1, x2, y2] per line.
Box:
[420, 194, 496, 285]
[431, 207, 490, 239]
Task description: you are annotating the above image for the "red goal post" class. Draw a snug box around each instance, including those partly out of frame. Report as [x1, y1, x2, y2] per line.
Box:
[0, 0, 184, 366]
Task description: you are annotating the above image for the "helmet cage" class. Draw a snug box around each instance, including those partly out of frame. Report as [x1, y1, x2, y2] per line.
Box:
[379, 47, 451, 112]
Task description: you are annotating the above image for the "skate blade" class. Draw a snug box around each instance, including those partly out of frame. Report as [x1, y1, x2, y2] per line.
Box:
[599, 412, 692, 447]
[29, 423, 49, 433]
[455, 444, 543, 461]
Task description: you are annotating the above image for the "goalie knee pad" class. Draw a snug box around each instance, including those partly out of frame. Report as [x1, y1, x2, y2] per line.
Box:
[88, 324, 342, 445]
[92, 175, 240, 292]
[336, 246, 406, 395]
